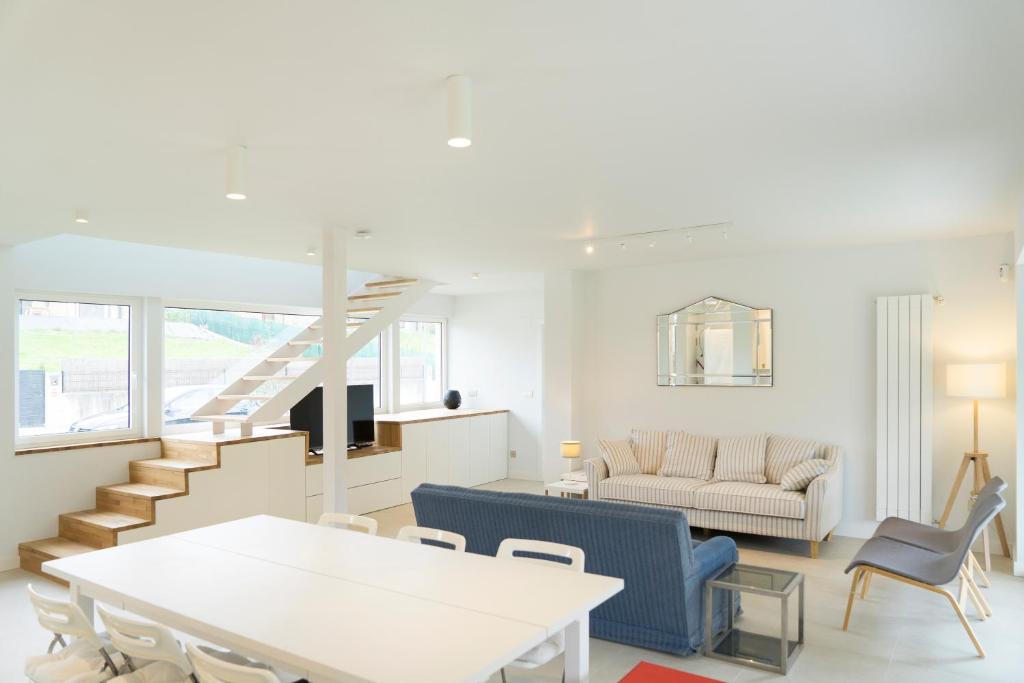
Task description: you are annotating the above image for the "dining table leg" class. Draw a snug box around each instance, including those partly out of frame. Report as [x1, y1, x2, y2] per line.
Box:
[564, 615, 590, 683]
[69, 581, 95, 626]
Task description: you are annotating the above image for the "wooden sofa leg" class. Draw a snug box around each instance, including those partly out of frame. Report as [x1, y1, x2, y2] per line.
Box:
[809, 541, 819, 559]
[825, 530, 834, 542]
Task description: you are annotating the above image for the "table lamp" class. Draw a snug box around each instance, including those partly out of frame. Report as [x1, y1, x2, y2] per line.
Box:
[939, 363, 1009, 562]
[560, 440, 584, 482]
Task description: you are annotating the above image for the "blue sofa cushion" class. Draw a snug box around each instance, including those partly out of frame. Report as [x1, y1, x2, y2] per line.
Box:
[410, 483, 738, 655]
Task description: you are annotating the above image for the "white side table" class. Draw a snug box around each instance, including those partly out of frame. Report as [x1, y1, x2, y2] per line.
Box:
[545, 480, 589, 499]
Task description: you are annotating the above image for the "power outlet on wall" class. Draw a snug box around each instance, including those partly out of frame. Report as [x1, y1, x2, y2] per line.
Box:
[509, 449, 517, 459]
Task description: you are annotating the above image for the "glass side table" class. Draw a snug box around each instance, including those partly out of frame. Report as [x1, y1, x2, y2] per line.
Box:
[704, 563, 804, 674]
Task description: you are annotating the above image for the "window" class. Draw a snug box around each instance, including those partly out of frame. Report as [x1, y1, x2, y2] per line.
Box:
[348, 318, 385, 409]
[16, 296, 139, 444]
[398, 318, 445, 407]
[163, 307, 318, 427]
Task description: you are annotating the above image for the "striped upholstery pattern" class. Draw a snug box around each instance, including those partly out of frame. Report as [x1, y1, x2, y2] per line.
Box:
[599, 474, 707, 507]
[599, 439, 641, 477]
[712, 433, 768, 483]
[629, 429, 668, 474]
[780, 458, 830, 491]
[765, 435, 822, 484]
[690, 482, 805, 519]
[660, 431, 717, 480]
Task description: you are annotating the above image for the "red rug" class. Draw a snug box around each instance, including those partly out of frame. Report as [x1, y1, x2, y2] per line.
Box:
[619, 661, 725, 683]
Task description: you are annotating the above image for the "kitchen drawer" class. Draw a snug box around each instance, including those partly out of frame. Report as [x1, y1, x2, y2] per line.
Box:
[348, 451, 401, 488]
[305, 463, 324, 496]
[347, 478, 403, 515]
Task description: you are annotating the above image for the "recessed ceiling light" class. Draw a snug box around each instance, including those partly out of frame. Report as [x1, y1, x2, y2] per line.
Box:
[226, 145, 247, 200]
[354, 229, 373, 240]
[686, 234, 694, 244]
[722, 229, 729, 240]
[648, 241, 656, 248]
[471, 272, 480, 280]
[618, 242, 627, 250]
[74, 210, 89, 224]
[447, 75, 472, 148]
[584, 243, 595, 255]
[306, 247, 317, 257]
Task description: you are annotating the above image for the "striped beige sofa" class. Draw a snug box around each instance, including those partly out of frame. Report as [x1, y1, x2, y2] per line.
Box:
[584, 432, 843, 557]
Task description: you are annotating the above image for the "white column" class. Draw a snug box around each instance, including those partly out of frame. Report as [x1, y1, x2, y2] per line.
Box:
[542, 270, 585, 483]
[1015, 258, 1024, 575]
[142, 298, 164, 437]
[0, 244, 18, 569]
[322, 226, 349, 513]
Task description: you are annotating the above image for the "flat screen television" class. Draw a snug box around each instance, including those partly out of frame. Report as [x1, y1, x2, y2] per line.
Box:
[289, 384, 376, 452]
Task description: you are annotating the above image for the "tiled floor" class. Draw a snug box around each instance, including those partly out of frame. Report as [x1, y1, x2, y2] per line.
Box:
[4, 479, 1022, 682]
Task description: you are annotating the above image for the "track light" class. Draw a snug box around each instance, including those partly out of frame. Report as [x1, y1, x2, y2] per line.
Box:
[226, 145, 247, 200]
[74, 210, 89, 224]
[447, 75, 472, 148]
[354, 229, 373, 240]
[618, 242, 627, 250]
[584, 243, 595, 255]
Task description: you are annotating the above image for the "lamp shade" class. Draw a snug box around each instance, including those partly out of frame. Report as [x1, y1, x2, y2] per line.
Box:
[560, 440, 582, 458]
[946, 363, 1006, 399]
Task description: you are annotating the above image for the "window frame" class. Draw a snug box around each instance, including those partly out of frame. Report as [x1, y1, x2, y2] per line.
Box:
[14, 290, 144, 448]
[394, 314, 448, 411]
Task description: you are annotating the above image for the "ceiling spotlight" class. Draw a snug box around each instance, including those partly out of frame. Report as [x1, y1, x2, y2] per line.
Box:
[618, 242, 627, 250]
[686, 234, 694, 244]
[74, 210, 89, 224]
[447, 75, 472, 148]
[305, 247, 317, 257]
[584, 243, 595, 255]
[354, 229, 373, 240]
[471, 272, 480, 280]
[648, 241, 656, 248]
[722, 229, 729, 240]
[225, 145, 247, 200]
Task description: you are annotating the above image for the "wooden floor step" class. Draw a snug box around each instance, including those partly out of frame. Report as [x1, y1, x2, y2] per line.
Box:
[193, 414, 251, 422]
[349, 291, 402, 302]
[219, 394, 273, 401]
[244, 375, 297, 381]
[266, 357, 303, 362]
[18, 537, 98, 582]
[348, 306, 382, 315]
[59, 509, 149, 548]
[96, 482, 184, 520]
[365, 278, 417, 289]
[130, 457, 214, 489]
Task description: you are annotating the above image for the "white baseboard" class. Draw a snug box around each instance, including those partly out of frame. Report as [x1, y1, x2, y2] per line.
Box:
[507, 469, 538, 481]
[835, 519, 879, 539]
[1, 555, 19, 573]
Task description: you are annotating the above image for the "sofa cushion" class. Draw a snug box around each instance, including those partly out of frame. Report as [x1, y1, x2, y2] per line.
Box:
[629, 429, 668, 474]
[600, 474, 707, 507]
[691, 482, 806, 519]
[765, 435, 822, 484]
[712, 434, 768, 483]
[780, 458, 830, 491]
[659, 431, 717, 480]
[599, 439, 641, 477]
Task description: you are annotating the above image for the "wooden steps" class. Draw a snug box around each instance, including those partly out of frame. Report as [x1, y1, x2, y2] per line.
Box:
[243, 375, 297, 382]
[348, 291, 402, 302]
[19, 443, 221, 582]
[59, 510, 150, 548]
[348, 306, 382, 315]
[365, 277, 417, 289]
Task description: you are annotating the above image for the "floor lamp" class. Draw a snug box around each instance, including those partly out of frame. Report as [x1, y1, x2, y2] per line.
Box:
[939, 363, 1010, 569]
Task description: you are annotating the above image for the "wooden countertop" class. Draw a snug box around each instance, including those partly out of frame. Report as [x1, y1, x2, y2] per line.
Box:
[163, 428, 307, 447]
[374, 408, 509, 425]
[305, 442, 402, 466]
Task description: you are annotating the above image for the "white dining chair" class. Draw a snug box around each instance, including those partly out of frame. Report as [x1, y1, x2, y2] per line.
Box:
[97, 605, 194, 682]
[185, 643, 278, 683]
[396, 525, 466, 552]
[496, 539, 585, 683]
[26, 583, 121, 679]
[317, 512, 378, 535]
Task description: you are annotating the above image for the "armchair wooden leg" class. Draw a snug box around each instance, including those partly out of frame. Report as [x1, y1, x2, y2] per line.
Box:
[825, 530, 834, 542]
[969, 552, 991, 588]
[809, 541, 819, 559]
[940, 587, 986, 658]
[961, 567, 992, 617]
[842, 568, 864, 631]
[959, 567, 988, 620]
[860, 571, 872, 599]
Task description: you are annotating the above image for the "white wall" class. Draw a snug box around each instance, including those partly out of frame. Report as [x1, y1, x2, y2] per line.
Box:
[0, 244, 17, 568]
[581, 234, 1016, 539]
[449, 291, 543, 480]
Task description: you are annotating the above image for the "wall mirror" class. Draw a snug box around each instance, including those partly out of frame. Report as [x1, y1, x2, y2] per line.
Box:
[657, 297, 772, 386]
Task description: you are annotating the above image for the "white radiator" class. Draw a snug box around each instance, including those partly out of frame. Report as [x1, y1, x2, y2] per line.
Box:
[876, 295, 934, 523]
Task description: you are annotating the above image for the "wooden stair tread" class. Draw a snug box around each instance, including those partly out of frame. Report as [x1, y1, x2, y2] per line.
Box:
[99, 482, 184, 499]
[193, 414, 251, 422]
[133, 457, 214, 471]
[219, 394, 273, 400]
[287, 339, 321, 345]
[19, 537, 98, 558]
[348, 306, 382, 314]
[365, 278, 417, 288]
[243, 375, 297, 381]
[61, 509, 149, 531]
[349, 291, 402, 301]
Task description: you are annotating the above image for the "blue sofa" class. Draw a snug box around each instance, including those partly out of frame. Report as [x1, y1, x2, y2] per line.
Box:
[410, 483, 738, 655]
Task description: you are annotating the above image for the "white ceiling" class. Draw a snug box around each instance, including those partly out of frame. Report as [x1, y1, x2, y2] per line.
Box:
[1, 0, 1022, 294]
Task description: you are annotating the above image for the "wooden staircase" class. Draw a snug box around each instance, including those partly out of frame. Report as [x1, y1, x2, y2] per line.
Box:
[190, 274, 434, 436]
[18, 440, 219, 583]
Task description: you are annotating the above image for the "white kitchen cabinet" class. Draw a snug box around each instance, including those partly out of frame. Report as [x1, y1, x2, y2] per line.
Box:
[487, 412, 509, 483]
[468, 415, 491, 486]
[448, 417, 472, 487]
[426, 420, 450, 483]
[400, 423, 428, 503]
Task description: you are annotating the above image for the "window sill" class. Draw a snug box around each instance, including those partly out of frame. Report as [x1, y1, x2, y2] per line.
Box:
[15, 436, 162, 456]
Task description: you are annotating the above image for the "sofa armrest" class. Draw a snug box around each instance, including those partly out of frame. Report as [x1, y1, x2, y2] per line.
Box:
[805, 450, 843, 541]
[692, 536, 738, 581]
[584, 457, 608, 500]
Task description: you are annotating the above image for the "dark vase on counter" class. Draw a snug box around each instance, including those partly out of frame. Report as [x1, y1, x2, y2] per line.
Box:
[443, 390, 462, 409]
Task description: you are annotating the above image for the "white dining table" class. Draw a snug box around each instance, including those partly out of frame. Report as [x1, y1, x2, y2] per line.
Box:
[43, 515, 624, 683]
